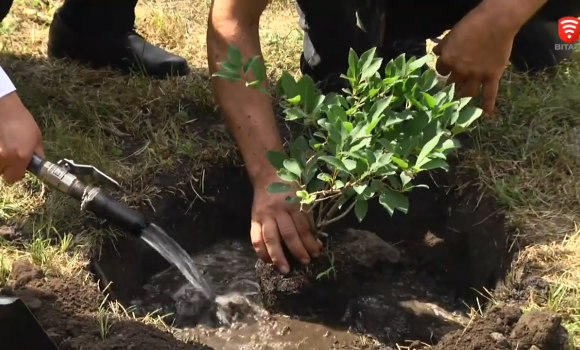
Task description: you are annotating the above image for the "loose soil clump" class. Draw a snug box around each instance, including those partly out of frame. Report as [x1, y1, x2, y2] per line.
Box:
[2, 258, 210, 350]
[256, 229, 401, 316]
[434, 305, 569, 350]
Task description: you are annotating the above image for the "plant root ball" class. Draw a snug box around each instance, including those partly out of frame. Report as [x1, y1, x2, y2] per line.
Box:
[256, 228, 400, 315]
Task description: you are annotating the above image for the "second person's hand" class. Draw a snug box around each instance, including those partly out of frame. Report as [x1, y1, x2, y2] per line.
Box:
[432, 2, 517, 114]
[250, 175, 322, 274]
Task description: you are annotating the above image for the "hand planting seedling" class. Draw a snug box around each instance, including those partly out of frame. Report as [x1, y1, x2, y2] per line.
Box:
[213, 45, 484, 235]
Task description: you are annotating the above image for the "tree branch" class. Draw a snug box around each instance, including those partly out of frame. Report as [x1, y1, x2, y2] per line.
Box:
[319, 200, 356, 228]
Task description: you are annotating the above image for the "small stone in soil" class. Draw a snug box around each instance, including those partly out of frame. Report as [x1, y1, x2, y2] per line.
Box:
[10, 259, 44, 287]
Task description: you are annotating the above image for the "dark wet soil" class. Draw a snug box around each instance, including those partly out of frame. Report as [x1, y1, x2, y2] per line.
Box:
[87, 152, 534, 349]
[0, 259, 210, 350]
[256, 229, 401, 316]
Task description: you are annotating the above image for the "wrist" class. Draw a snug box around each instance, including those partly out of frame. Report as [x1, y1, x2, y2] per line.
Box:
[248, 162, 282, 190]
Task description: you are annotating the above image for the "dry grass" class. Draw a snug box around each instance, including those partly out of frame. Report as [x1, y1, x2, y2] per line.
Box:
[0, 0, 579, 347]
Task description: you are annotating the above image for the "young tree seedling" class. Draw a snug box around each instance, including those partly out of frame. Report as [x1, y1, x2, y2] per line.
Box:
[213, 45, 483, 236]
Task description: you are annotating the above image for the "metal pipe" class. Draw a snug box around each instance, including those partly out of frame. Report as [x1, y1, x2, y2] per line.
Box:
[27, 153, 148, 237]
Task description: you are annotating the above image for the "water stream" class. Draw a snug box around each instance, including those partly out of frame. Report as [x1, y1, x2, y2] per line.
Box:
[140, 224, 215, 301]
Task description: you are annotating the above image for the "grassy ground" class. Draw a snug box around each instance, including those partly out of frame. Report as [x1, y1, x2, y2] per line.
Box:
[0, 0, 579, 347]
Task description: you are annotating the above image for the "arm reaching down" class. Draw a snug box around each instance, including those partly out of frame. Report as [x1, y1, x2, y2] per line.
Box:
[0, 65, 44, 183]
[207, 0, 321, 274]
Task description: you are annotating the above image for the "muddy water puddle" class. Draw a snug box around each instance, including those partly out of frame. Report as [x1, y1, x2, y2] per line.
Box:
[131, 239, 470, 349]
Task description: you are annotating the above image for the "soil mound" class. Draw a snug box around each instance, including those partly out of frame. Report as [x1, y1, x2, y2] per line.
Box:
[1, 258, 210, 350]
[434, 305, 569, 350]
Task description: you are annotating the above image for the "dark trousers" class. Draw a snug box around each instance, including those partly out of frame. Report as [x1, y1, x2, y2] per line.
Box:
[58, 0, 138, 32]
[0, 0, 138, 31]
[297, 0, 580, 82]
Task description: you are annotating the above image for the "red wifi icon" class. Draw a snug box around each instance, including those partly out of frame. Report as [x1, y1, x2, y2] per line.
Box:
[558, 17, 580, 44]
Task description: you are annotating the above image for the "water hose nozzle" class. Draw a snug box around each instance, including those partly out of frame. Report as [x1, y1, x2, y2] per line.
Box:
[27, 153, 148, 237]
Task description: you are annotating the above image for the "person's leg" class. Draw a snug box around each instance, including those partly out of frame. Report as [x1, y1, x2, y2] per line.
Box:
[380, 1, 477, 63]
[295, 0, 371, 93]
[0, 0, 13, 24]
[48, 0, 189, 78]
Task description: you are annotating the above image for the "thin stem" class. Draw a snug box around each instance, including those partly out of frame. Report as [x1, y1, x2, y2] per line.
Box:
[317, 196, 341, 228]
[319, 200, 357, 228]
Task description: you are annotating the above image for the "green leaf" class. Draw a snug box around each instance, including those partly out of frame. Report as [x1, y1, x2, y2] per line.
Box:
[457, 97, 472, 110]
[220, 61, 240, 72]
[455, 106, 483, 128]
[374, 153, 393, 169]
[333, 180, 345, 189]
[350, 137, 371, 152]
[418, 158, 449, 171]
[419, 69, 438, 91]
[416, 134, 442, 167]
[279, 71, 298, 97]
[277, 168, 299, 183]
[420, 92, 435, 109]
[284, 108, 304, 121]
[307, 178, 326, 193]
[379, 190, 410, 216]
[400, 171, 413, 187]
[357, 48, 376, 74]
[387, 175, 402, 190]
[438, 138, 461, 153]
[348, 48, 359, 73]
[243, 56, 259, 73]
[354, 184, 367, 194]
[317, 173, 333, 183]
[297, 75, 316, 113]
[226, 45, 243, 68]
[362, 58, 383, 80]
[249, 57, 265, 81]
[407, 54, 433, 72]
[343, 159, 357, 171]
[267, 182, 291, 194]
[283, 158, 302, 177]
[287, 95, 301, 106]
[266, 151, 288, 169]
[301, 194, 317, 205]
[391, 156, 409, 170]
[393, 54, 407, 76]
[212, 70, 241, 82]
[296, 190, 309, 199]
[355, 200, 368, 223]
[319, 156, 349, 173]
[368, 96, 392, 124]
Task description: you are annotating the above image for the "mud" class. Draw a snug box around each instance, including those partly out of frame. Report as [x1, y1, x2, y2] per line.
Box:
[1, 258, 210, 350]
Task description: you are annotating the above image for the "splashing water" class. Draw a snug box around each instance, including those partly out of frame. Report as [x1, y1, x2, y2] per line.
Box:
[140, 223, 215, 301]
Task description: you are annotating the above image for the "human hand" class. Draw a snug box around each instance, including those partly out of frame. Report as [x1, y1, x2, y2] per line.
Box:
[433, 5, 517, 114]
[250, 175, 322, 274]
[0, 92, 44, 183]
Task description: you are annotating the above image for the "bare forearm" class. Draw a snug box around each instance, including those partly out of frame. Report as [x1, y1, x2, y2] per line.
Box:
[479, 0, 548, 31]
[207, 1, 282, 187]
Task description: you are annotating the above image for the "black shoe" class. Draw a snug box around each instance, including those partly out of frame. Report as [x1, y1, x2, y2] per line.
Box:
[47, 12, 189, 78]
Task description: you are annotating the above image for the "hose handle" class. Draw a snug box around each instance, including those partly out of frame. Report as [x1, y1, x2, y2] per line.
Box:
[27, 152, 46, 176]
